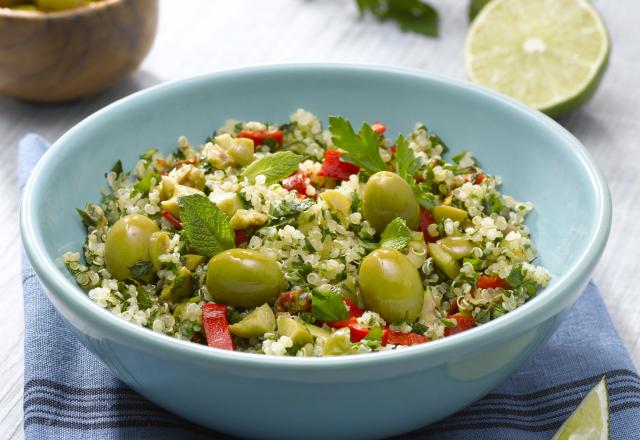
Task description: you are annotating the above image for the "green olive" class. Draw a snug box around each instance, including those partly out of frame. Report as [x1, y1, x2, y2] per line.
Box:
[363, 171, 419, 232]
[205, 249, 285, 308]
[432, 205, 468, 223]
[358, 249, 424, 323]
[437, 236, 474, 260]
[148, 231, 171, 270]
[35, 0, 86, 11]
[104, 214, 159, 281]
[161, 267, 193, 302]
[427, 242, 460, 280]
[229, 304, 276, 338]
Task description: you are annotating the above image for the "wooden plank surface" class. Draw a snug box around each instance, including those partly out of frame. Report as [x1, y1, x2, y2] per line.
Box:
[1, 0, 638, 437]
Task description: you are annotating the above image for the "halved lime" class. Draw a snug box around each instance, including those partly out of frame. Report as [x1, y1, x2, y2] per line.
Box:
[551, 377, 609, 440]
[465, 0, 610, 116]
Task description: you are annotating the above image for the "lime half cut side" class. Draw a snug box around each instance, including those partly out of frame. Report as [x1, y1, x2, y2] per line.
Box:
[551, 377, 609, 440]
[465, 0, 610, 116]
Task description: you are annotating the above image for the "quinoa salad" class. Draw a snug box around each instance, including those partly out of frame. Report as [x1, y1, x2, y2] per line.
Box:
[64, 109, 551, 357]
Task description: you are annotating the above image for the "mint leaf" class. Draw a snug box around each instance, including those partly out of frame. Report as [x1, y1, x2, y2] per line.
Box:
[329, 116, 386, 174]
[379, 217, 412, 250]
[395, 134, 423, 182]
[356, 0, 439, 37]
[179, 194, 234, 258]
[311, 289, 350, 322]
[128, 260, 154, 279]
[241, 151, 302, 184]
[268, 198, 314, 228]
[131, 172, 160, 197]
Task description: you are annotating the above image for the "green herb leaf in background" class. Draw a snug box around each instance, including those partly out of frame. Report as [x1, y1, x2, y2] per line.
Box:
[241, 151, 302, 184]
[379, 217, 413, 250]
[329, 116, 387, 174]
[311, 288, 350, 322]
[178, 194, 235, 258]
[356, 0, 439, 37]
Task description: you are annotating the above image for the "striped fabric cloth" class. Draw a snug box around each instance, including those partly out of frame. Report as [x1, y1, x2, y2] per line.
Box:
[21, 135, 640, 439]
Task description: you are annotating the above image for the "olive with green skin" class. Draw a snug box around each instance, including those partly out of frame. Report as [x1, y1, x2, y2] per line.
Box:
[363, 171, 419, 232]
[206, 249, 285, 308]
[104, 214, 159, 281]
[358, 248, 424, 323]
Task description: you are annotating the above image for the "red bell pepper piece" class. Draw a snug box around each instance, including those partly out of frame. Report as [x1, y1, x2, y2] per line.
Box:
[475, 173, 486, 184]
[419, 208, 437, 243]
[161, 210, 182, 230]
[444, 314, 475, 337]
[325, 316, 389, 345]
[326, 316, 357, 329]
[237, 130, 284, 146]
[476, 275, 510, 290]
[282, 172, 309, 196]
[317, 149, 360, 181]
[389, 145, 397, 154]
[371, 122, 387, 135]
[202, 304, 234, 350]
[387, 330, 429, 346]
[276, 289, 312, 314]
[342, 297, 364, 318]
[234, 229, 248, 246]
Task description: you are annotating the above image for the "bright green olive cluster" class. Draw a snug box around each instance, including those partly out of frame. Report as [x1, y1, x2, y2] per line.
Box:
[358, 248, 424, 323]
[1, 0, 102, 12]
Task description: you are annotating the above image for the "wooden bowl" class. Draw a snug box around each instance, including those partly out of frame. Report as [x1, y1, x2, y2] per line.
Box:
[0, 0, 158, 102]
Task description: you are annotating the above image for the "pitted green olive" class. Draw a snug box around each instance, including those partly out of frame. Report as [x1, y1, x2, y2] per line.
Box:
[205, 249, 285, 308]
[161, 267, 193, 303]
[363, 171, 419, 232]
[432, 205, 468, 223]
[438, 236, 474, 260]
[149, 231, 171, 270]
[358, 248, 424, 323]
[427, 242, 460, 280]
[104, 214, 159, 281]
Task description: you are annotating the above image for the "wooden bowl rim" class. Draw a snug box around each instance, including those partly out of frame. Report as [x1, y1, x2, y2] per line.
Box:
[0, 0, 135, 19]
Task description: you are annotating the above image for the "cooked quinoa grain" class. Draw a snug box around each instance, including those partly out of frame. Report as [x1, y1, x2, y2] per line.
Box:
[65, 110, 550, 356]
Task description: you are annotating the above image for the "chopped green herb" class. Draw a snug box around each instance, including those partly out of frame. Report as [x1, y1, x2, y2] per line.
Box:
[413, 183, 436, 210]
[379, 217, 412, 251]
[139, 148, 158, 162]
[128, 260, 154, 279]
[131, 172, 160, 197]
[311, 288, 350, 322]
[269, 198, 314, 228]
[356, 0, 439, 37]
[241, 151, 302, 184]
[76, 208, 96, 228]
[136, 287, 152, 310]
[395, 134, 423, 182]
[451, 150, 468, 164]
[110, 160, 123, 176]
[484, 192, 504, 214]
[328, 116, 386, 174]
[178, 194, 235, 258]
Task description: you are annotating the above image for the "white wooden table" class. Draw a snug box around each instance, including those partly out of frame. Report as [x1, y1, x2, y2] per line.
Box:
[1, 1, 638, 437]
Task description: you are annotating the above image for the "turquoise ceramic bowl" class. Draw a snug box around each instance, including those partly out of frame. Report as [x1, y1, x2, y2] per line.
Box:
[21, 64, 611, 439]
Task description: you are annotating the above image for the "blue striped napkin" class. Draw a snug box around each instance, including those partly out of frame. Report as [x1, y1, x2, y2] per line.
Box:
[20, 134, 640, 439]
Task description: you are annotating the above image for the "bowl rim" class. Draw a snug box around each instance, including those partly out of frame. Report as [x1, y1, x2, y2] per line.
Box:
[0, 0, 129, 18]
[20, 63, 612, 370]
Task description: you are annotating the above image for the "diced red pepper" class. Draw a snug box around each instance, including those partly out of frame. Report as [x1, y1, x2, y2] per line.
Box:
[234, 229, 248, 246]
[444, 314, 475, 337]
[387, 330, 429, 346]
[448, 300, 459, 316]
[317, 149, 360, 181]
[161, 210, 182, 230]
[237, 130, 284, 146]
[475, 173, 486, 184]
[282, 172, 309, 196]
[389, 145, 397, 154]
[476, 275, 510, 290]
[419, 208, 437, 243]
[371, 122, 387, 135]
[155, 158, 170, 168]
[325, 317, 389, 345]
[276, 289, 312, 314]
[202, 304, 234, 350]
[342, 297, 364, 318]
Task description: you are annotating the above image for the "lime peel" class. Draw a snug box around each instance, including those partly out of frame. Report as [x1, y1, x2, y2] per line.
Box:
[551, 376, 609, 440]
